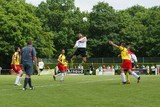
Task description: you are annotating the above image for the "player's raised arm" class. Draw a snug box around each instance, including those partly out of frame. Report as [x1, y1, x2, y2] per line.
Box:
[79, 36, 87, 42]
[108, 41, 119, 48]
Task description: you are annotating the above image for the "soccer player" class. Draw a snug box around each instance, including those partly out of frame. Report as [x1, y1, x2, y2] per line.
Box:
[21, 40, 37, 90]
[71, 33, 87, 64]
[109, 41, 140, 84]
[53, 49, 67, 81]
[126, 47, 138, 84]
[38, 58, 44, 75]
[11, 47, 23, 86]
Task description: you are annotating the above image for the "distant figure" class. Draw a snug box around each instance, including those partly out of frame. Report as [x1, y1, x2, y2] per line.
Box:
[38, 59, 44, 75]
[38, 59, 44, 72]
[21, 40, 37, 90]
[151, 65, 156, 75]
[146, 65, 150, 75]
[89, 63, 94, 73]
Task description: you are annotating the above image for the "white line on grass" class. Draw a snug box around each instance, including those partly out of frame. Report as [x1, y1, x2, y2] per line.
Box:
[0, 78, 120, 92]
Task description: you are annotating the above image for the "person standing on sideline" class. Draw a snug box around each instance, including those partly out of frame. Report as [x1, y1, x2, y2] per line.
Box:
[21, 40, 37, 90]
[38, 58, 44, 75]
[53, 49, 67, 81]
[71, 33, 87, 65]
[11, 47, 23, 86]
[109, 41, 140, 84]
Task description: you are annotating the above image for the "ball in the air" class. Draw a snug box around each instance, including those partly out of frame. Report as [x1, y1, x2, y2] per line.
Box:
[82, 17, 88, 22]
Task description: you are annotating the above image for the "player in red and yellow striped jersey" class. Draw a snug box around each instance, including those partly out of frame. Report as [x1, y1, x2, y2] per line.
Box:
[11, 47, 23, 86]
[53, 49, 67, 81]
[109, 41, 140, 84]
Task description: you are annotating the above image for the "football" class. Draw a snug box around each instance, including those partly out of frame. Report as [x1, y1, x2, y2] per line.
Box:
[82, 17, 88, 22]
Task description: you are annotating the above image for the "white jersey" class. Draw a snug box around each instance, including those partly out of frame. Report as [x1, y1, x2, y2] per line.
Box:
[129, 54, 137, 63]
[74, 37, 87, 48]
[38, 61, 44, 69]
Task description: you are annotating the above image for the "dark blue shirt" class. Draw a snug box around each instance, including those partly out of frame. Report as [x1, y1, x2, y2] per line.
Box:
[21, 46, 36, 64]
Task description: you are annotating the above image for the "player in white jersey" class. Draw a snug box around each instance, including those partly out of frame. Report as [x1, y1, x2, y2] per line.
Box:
[71, 33, 87, 64]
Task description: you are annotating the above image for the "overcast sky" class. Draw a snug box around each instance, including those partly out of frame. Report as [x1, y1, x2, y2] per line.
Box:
[26, 0, 160, 11]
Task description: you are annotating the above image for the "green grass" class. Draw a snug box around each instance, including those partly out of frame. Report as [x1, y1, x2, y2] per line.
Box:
[0, 75, 160, 107]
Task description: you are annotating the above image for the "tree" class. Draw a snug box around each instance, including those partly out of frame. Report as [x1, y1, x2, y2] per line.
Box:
[0, 0, 54, 67]
[88, 2, 119, 57]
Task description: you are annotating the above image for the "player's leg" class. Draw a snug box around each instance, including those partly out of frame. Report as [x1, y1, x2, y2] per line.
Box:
[128, 69, 140, 83]
[15, 74, 20, 85]
[23, 64, 33, 90]
[81, 48, 87, 64]
[13, 66, 21, 85]
[126, 71, 130, 84]
[17, 70, 23, 85]
[82, 57, 87, 64]
[23, 74, 29, 90]
[120, 68, 127, 84]
[54, 72, 62, 77]
[60, 72, 64, 81]
[71, 49, 80, 65]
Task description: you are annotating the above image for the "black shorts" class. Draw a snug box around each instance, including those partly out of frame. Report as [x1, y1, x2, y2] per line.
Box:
[23, 63, 33, 75]
[39, 69, 43, 71]
[74, 48, 86, 57]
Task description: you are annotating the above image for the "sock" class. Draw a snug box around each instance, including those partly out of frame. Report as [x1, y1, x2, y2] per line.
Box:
[28, 78, 32, 88]
[18, 77, 22, 84]
[121, 72, 126, 82]
[55, 73, 62, 77]
[15, 75, 20, 84]
[60, 73, 64, 81]
[126, 72, 130, 82]
[23, 78, 29, 88]
[131, 71, 139, 79]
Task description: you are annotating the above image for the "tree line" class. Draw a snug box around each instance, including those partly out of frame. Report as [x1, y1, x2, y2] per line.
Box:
[0, 0, 160, 67]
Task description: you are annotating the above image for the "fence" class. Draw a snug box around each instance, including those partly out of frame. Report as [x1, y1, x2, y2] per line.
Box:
[41, 57, 160, 64]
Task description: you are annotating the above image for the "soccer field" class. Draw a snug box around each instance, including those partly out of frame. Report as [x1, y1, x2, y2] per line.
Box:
[0, 75, 160, 107]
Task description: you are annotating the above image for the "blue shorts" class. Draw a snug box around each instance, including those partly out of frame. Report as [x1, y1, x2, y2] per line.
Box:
[23, 63, 33, 75]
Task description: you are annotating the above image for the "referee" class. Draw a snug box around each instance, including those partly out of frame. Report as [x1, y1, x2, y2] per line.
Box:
[21, 40, 37, 90]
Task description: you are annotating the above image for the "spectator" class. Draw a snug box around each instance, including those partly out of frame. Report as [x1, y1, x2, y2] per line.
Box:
[90, 63, 94, 72]
[146, 65, 150, 75]
[141, 65, 145, 69]
[151, 65, 156, 75]
[78, 64, 83, 73]
[98, 66, 103, 72]
[107, 65, 111, 70]
[102, 65, 107, 72]
[110, 65, 115, 72]
[114, 64, 119, 75]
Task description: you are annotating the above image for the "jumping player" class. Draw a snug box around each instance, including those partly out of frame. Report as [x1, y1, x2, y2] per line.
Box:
[11, 47, 23, 86]
[71, 33, 87, 65]
[53, 49, 67, 81]
[109, 41, 140, 84]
